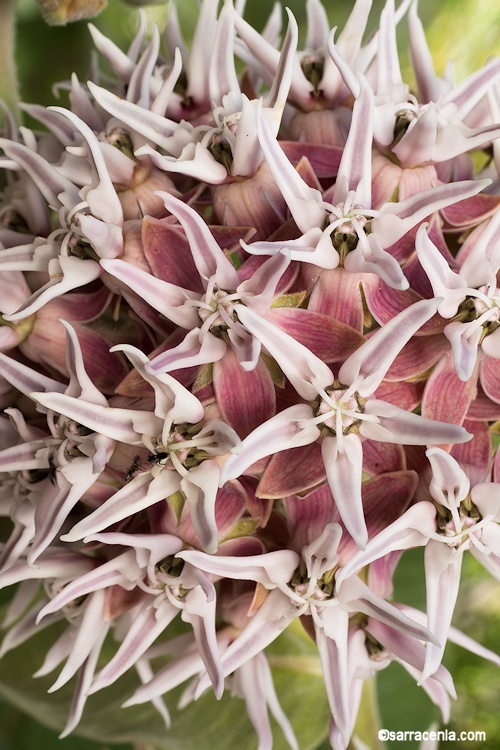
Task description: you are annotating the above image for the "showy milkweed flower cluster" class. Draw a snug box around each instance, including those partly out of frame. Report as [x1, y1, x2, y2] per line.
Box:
[1, 0, 500, 747]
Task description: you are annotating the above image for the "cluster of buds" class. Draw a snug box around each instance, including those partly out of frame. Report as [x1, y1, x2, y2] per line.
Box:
[0, 0, 500, 747]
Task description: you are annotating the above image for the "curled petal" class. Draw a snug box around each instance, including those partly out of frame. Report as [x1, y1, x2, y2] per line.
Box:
[219, 404, 320, 484]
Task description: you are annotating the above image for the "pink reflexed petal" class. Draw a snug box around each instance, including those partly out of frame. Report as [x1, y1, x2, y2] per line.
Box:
[335, 502, 436, 588]
[362, 398, 472, 446]
[384, 335, 449, 382]
[322, 434, 367, 549]
[306, 266, 368, 332]
[266, 307, 365, 364]
[257, 441, 326, 499]
[481, 327, 500, 360]
[315, 606, 350, 748]
[420, 541, 462, 682]
[158, 193, 240, 290]
[234, 304, 333, 399]
[363, 279, 445, 334]
[372, 179, 491, 248]
[480, 355, 500, 404]
[61, 471, 179, 542]
[415, 224, 466, 318]
[470, 546, 500, 580]
[362, 439, 406, 476]
[31, 391, 160, 443]
[279, 141, 342, 179]
[177, 548, 299, 590]
[339, 298, 440, 395]
[441, 192, 500, 229]
[236, 652, 299, 750]
[450, 420, 492, 486]
[101, 258, 199, 329]
[141, 217, 203, 292]
[362, 470, 418, 543]
[446, 621, 500, 667]
[284, 484, 337, 552]
[89, 600, 177, 694]
[181, 460, 221, 554]
[422, 350, 479, 433]
[332, 75, 373, 208]
[256, 109, 326, 234]
[214, 347, 276, 438]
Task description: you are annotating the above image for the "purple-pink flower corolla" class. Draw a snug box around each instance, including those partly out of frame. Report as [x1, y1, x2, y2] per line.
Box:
[336, 447, 500, 684]
[221, 298, 470, 548]
[176, 519, 438, 750]
[101, 191, 292, 373]
[330, 0, 500, 179]
[32, 341, 241, 553]
[416, 216, 500, 380]
[0, 322, 114, 567]
[242, 80, 490, 291]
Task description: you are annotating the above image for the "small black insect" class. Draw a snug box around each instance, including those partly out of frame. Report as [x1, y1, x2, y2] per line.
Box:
[48, 454, 58, 486]
[125, 455, 141, 482]
[147, 451, 169, 463]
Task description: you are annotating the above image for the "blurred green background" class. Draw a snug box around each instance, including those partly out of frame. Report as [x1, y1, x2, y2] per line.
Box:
[1, 0, 500, 748]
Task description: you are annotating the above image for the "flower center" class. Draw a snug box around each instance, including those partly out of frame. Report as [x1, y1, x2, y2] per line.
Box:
[311, 384, 364, 438]
[290, 560, 335, 609]
[194, 278, 241, 337]
[454, 285, 500, 341]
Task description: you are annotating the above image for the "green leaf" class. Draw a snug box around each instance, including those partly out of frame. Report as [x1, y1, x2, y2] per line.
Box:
[0, 611, 330, 750]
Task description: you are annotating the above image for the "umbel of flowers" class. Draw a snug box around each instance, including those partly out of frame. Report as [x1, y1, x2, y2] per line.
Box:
[0, 0, 500, 747]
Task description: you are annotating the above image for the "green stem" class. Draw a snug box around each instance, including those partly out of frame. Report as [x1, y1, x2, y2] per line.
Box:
[348, 676, 386, 750]
[0, 0, 20, 122]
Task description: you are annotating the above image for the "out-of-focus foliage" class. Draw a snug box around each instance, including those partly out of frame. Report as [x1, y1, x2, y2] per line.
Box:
[36, 0, 108, 25]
